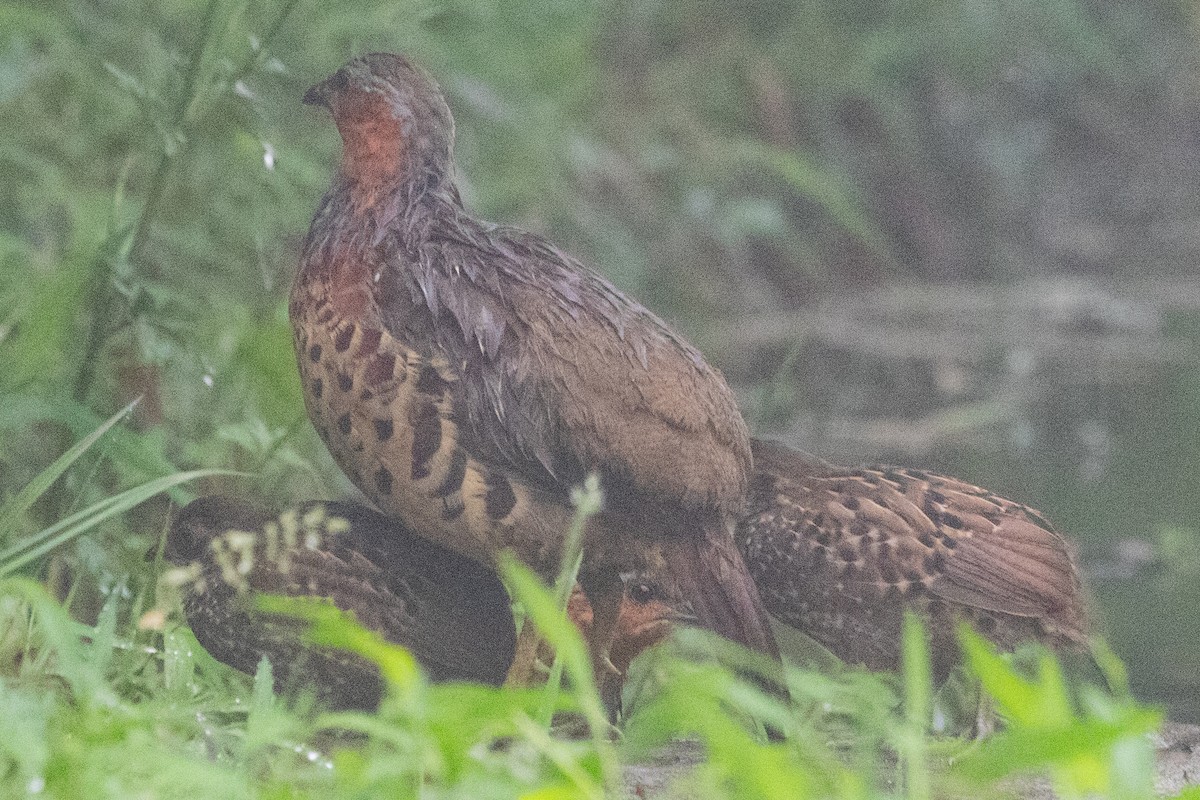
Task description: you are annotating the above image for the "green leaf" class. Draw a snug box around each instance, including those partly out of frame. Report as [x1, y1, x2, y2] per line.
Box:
[0, 578, 110, 703]
[87, 592, 120, 677]
[252, 595, 422, 701]
[0, 398, 139, 544]
[954, 710, 1160, 783]
[901, 613, 931, 800]
[959, 624, 1072, 729]
[731, 140, 886, 253]
[251, 655, 275, 714]
[500, 554, 616, 796]
[0, 468, 238, 577]
[161, 626, 198, 696]
[500, 554, 597, 711]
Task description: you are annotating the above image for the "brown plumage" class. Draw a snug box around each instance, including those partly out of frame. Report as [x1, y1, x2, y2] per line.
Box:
[739, 439, 1089, 681]
[291, 52, 778, 678]
[166, 496, 516, 709]
[564, 580, 684, 678]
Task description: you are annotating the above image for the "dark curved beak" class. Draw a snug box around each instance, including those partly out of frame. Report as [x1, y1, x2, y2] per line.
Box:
[667, 601, 699, 625]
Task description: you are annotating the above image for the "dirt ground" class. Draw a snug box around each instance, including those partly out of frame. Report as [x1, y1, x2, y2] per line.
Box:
[620, 722, 1200, 798]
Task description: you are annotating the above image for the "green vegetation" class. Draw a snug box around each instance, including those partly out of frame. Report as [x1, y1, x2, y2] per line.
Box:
[0, 345, 1171, 800]
[0, 559, 1164, 798]
[2, 0, 1196, 796]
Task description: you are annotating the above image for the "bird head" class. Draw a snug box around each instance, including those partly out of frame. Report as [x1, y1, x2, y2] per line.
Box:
[566, 577, 695, 675]
[164, 496, 268, 565]
[304, 52, 456, 192]
[609, 578, 696, 674]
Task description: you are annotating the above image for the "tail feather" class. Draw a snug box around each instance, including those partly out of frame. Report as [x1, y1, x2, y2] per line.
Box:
[660, 521, 780, 658]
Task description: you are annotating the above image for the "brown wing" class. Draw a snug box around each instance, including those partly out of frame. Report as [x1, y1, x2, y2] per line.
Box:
[741, 440, 1088, 673]
[376, 221, 751, 513]
[168, 497, 386, 708]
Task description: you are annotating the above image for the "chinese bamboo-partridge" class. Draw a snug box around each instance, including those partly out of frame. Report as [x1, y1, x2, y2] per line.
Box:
[291, 53, 778, 687]
[166, 496, 516, 709]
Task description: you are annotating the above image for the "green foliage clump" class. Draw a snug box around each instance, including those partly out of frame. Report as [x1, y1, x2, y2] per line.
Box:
[0, 566, 1163, 799]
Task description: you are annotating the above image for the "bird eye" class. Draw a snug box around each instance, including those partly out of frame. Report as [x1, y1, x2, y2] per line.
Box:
[628, 582, 655, 604]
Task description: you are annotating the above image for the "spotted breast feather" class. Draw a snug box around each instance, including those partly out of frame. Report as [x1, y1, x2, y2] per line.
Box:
[292, 52, 778, 676]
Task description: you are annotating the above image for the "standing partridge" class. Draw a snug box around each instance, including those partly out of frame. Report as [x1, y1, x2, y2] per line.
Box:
[291, 53, 778, 688]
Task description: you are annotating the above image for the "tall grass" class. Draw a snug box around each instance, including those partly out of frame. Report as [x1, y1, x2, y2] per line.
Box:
[0, 567, 1163, 798]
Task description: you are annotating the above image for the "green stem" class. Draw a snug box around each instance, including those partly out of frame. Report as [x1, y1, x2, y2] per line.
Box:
[73, 0, 302, 404]
[72, 0, 222, 403]
[901, 613, 932, 800]
[227, 0, 300, 87]
[129, 0, 222, 266]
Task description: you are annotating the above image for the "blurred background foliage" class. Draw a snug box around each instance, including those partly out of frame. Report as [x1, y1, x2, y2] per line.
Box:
[2, 0, 1200, 725]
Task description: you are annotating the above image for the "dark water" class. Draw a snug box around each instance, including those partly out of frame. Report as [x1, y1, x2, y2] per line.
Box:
[752, 281, 1200, 721]
[931, 367, 1200, 722]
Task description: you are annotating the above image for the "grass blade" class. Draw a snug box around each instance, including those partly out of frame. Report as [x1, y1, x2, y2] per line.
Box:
[0, 468, 238, 577]
[0, 398, 140, 544]
[900, 613, 932, 800]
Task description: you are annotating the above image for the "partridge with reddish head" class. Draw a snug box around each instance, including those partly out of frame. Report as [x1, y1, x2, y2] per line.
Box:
[292, 53, 778, 683]
[564, 580, 687, 678]
[739, 440, 1089, 682]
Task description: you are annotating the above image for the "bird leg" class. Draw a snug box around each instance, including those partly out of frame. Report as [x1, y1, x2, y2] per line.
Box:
[503, 618, 546, 687]
[578, 567, 626, 717]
